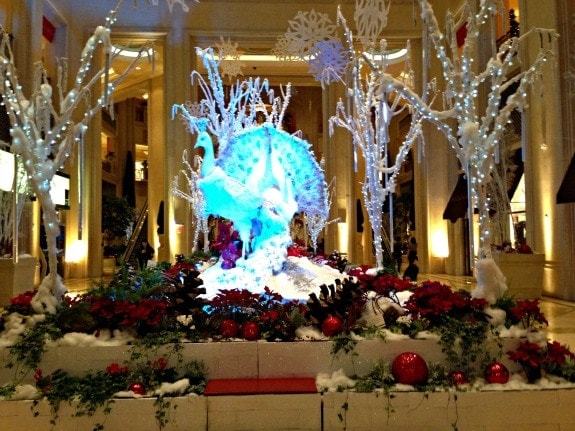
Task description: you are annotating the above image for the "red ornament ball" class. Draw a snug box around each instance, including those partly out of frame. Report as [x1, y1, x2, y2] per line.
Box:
[449, 371, 469, 386]
[484, 362, 510, 384]
[241, 321, 261, 341]
[129, 382, 146, 395]
[391, 352, 429, 386]
[219, 319, 239, 338]
[322, 315, 343, 337]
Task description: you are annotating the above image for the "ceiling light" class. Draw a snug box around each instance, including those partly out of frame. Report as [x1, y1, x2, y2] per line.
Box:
[112, 46, 154, 58]
[363, 48, 408, 64]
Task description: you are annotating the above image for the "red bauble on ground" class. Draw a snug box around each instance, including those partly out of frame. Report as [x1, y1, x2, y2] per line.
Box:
[391, 352, 429, 386]
[449, 371, 470, 386]
[484, 362, 510, 384]
[129, 382, 146, 395]
[322, 315, 343, 337]
[219, 319, 240, 338]
[241, 321, 261, 340]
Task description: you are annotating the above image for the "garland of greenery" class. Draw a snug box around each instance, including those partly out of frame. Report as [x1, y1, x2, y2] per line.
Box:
[4, 323, 206, 430]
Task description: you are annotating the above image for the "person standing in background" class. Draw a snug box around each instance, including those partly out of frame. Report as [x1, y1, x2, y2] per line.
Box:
[403, 237, 419, 281]
[407, 237, 418, 264]
[138, 239, 155, 269]
[393, 236, 403, 273]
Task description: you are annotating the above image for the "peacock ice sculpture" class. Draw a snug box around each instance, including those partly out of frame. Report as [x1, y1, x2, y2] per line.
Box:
[175, 49, 332, 298]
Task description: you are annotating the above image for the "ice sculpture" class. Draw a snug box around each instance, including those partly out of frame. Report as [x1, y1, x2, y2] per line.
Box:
[175, 49, 333, 298]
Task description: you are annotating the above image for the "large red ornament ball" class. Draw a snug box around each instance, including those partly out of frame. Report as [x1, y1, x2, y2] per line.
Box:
[219, 319, 239, 338]
[129, 382, 146, 395]
[322, 315, 343, 337]
[449, 371, 469, 386]
[241, 321, 261, 341]
[484, 362, 510, 384]
[391, 352, 429, 386]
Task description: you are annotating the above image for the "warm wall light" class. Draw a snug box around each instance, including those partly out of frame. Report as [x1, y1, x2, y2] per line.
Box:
[431, 228, 449, 258]
[65, 240, 87, 263]
[337, 222, 348, 255]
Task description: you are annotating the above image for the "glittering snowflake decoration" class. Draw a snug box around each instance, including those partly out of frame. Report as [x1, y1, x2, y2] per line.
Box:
[354, 0, 391, 48]
[307, 40, 348, 87]
[178, 101, 209, 133]
[142, 0, 196, 13]
[215, 37, 245, 80]
[272, 35, 299, 61]
[282, 9, 339, 60]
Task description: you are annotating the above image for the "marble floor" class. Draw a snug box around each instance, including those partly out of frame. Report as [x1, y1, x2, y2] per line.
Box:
[63, 273, 575, 349]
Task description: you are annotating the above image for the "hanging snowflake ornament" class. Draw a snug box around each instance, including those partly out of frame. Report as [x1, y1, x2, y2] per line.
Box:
[354, 0, 391, 49]
[283, 9, 339, 60]
[272, 34, 300, 61]
[142, 0, 196, 13]
[307, 40, 348, 87]
[215, 37, 245, 80]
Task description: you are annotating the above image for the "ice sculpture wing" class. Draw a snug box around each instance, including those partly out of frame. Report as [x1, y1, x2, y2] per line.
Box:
[216, 124, 328, 219]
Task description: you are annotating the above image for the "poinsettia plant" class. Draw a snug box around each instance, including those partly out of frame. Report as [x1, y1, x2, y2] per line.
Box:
[348, 267, 412, 304]
[508, 340, 575, 382]
[403, 281, 488, 328]
[505, 299, 548, 329]
[205, 287, 306, 341]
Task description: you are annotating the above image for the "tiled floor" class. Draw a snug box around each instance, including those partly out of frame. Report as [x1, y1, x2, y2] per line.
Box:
[62, 273, 575, 349]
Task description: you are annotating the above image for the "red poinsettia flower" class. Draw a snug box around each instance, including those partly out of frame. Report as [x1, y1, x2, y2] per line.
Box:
[106, 362, 128, 375]
[507, 341, 545, 369]
[152, 357, 168, 371]
[34, 369, 43, 382]
[404, 281, 487, 325]
[8, 290, 36, 313]
[509, 299, 548, 328]
[287, 244, 310, 258]
[89, 297, 168, 329]
[546, 341, 575, 367]
[260, 310, 280, 322]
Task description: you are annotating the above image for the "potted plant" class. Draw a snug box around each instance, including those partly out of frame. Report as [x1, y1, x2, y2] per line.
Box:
[101, 195, 135, 274]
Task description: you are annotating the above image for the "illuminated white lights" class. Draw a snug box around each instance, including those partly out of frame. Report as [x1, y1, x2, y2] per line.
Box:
[112, 46, 154, 58]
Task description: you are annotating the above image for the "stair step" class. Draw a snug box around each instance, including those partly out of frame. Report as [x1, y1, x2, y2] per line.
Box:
[204, 377, 317, 396]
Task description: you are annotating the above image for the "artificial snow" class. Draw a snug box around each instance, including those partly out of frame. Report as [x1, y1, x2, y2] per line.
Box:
[0, 384, 40, 401]
[31, 274, 67, 315]
[295, 325, 325, 341]
[0, 313, 46, 348]
[153, 378, 190, 396]
[315, 368, 575, 394]
[316, 368, 356, 392]
[201, 255, 344, 301]
[472, 257, 508, 304]
[47, 329, 136, 348]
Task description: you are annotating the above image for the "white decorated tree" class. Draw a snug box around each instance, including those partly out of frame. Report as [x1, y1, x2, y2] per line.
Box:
[279, 2, 425, 269]
[406, 0, 557, 261]
[172, 149, 209, 253]
[0, 5, 152, 312]
[280, 0, 556, 280]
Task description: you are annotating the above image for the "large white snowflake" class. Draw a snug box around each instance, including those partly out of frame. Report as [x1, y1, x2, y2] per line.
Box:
[272, 35, 299, 61]
[354, 0, 391, 48]
[143, 0, 196, 12]
[215, 37, 245, 80]
[307, 40, 348, 87]
[283, 9, 338, 59]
